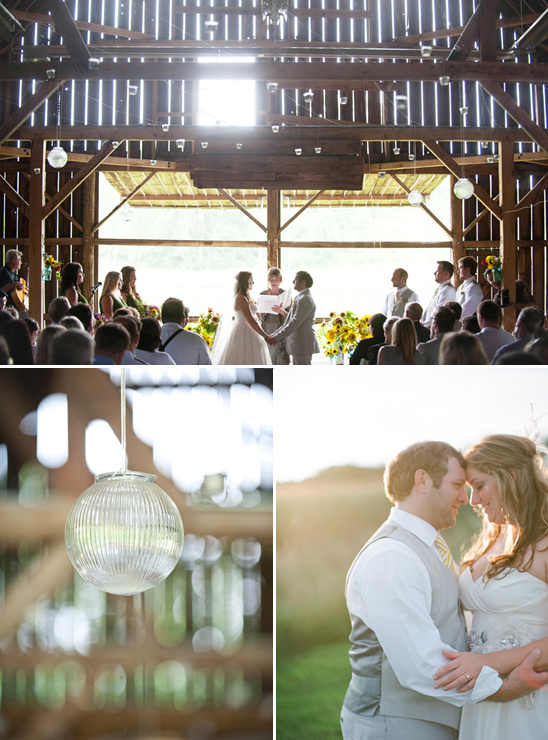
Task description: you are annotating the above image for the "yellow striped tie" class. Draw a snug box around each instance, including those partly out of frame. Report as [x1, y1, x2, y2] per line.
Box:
[434, 534, 457, 575]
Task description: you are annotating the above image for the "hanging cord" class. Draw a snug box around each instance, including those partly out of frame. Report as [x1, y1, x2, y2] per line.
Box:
[120, 368, 127, 474]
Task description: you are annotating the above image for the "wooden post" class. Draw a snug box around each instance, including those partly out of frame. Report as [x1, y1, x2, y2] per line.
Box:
[28, 140, 46, 327]
[499, 140, 517, 331]
[81, 175, 96, 308]
[266, 190, 280, 269]
[450, 174, 465, 283]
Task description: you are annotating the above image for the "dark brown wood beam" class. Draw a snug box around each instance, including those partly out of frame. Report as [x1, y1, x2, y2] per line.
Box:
[0, 174, 29, 218]
[93, 171, 157, 233]
[12, 10, 155, 40]
[390, 173, 452, 237]
[447, 4, 482, 62]
[0, 79, 64, 146]
[393, 13, 540, 44]
[480, 80, 548, 156]
[515, 172, 548, 210]
[2, 59, 547, 84]
[47, 0, 91, 72]
[217, 188, 267, 232]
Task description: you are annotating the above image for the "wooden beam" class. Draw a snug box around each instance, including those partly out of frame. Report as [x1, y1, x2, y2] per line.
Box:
[478, 0, 499, 62]
[480, 80, 548, 156]
[173, 4, 372, 19]
[47, 0, 91, 71]
[0, 174, 29, 218]
[93, 171, 157, 233]
[515, 172, 548, 210]
[12, 10, 156, 40]
[217, 188, 267, 232]
[0, 79, 64, 146]
[279, 191, 325, 235]
[463, 194, 500, 236]
[390, 173, 452, 237]
[3, 59, 548, 84]
[393, 13, 541, 44]
[447, 4, 481, 62]
[267, 190, 280, 268]
[42, 141, 119, 220]
[29, 141, 45, 325]
[423, 140, 503, 220]
[500, 140, 518, 331]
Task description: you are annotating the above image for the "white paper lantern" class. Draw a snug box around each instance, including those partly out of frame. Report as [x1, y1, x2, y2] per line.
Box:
[453, 177, 475, 200]
[407, 190, 422, 206]
[47, 146, 68, 169]
[65, 471, 184, 595]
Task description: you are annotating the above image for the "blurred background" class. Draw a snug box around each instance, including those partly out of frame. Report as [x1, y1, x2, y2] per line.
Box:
[275, 366, 548, 740]
[0, 368, 273, 740]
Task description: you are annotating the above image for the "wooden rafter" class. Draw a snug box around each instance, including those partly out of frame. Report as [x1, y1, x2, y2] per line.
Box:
[393, 13, 541, 44]
[389, 173, 452, 237]
[278, 190, 325, 234]
[93, 170, 157, 233]
[47, 0, 91, 71]
[217, 188, 267, 232]
[0, 173, 29, 217]
[11, 10, 155, 41]
[0, 79, 64, 146]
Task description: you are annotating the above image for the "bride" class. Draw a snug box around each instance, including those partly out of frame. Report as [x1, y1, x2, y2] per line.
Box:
[433, 434, 548, 739]
[213, 271, 272, 365]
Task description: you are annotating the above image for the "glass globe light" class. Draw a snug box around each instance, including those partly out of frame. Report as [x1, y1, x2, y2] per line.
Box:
[407, 190, 422, 206]
[453, 177, 475, 200]
[120, 202, 133, 221]
[47, 146, 68, 169]
[65, 471, 184, 595]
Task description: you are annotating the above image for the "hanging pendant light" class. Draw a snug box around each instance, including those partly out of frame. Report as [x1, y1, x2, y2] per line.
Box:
[408, 190, 422, 206]
[47, 145, 68, 169]
[65, 371, 184, 595]
[453, 177, 475, 200]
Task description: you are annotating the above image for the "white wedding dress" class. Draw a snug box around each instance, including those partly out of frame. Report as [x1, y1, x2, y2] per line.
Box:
[458, 566, 548, 740]
[214, 304, 271, 365]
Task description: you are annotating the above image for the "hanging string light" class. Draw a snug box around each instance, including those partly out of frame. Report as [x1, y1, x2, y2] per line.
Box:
[65, 370, 184, 595]
[453, 82, 475, 200]
[47, 85, 68, 169]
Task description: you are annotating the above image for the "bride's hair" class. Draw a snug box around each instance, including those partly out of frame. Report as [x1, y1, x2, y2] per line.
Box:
[461, 434, 548, 579]
[234, 271, 252, 300]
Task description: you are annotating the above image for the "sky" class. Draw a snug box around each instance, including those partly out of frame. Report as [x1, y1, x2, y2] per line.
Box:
[275, 366, 548, 483]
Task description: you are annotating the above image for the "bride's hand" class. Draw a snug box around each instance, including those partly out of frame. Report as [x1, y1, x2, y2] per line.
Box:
[433, 650, 488, 692]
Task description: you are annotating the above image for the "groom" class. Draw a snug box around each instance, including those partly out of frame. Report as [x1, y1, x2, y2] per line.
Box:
[341, 440, 546, 740]
[268, 271, 319, 365]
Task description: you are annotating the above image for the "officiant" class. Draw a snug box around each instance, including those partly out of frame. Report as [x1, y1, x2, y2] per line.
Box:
[258, 267, 290, 365]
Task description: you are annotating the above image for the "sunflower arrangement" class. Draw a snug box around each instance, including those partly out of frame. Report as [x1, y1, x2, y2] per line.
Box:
[482, 254, 503, 281]
[317, 311, 372, 358]
[187, 307, 221, 348]
[43, 254, 63, 281]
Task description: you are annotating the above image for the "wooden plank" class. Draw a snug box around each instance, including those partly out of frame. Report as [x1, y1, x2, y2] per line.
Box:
[0, 80, 64, 146]
[47, 0, 91, 70]
[499, 140, 518, 330]
[0, 174, 29, 218]
[12, 11, 156, 40]
[267, 190, 280, 268]
[393, 14, 541, 44]
[390, 173, 452, 237]
[279, 191, 325, 235]
[217, 188, 267, 233]
[93, 170, 157, 233]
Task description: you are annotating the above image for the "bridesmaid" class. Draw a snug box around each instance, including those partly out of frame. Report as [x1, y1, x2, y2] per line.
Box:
[120, 265, 144, 314]
[100, 271, 127, 320]
[60, 262, 88, 306]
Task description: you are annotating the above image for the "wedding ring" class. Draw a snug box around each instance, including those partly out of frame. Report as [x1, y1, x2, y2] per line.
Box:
[464, 673, 471, 681]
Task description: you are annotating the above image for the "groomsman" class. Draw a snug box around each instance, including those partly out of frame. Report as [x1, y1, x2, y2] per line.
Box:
[383, 269, 419, 318]
[341, 440, 545, 740]
[421, 261, 456, 329]
[270, 271, 319, 365]
[456, 257, 483, 319]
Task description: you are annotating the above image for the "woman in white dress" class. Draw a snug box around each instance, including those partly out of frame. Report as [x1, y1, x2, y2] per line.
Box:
[433, 435, 548, 739]
[214, 271, 272, 365]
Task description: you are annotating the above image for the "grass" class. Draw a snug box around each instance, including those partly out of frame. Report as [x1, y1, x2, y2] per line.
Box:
[276, 640, 350, 740]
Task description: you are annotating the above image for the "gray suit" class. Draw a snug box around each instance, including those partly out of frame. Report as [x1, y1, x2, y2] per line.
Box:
[270, 288, 320, 364]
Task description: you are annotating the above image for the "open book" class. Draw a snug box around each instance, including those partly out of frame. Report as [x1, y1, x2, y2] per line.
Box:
[257, 289, 293, 314]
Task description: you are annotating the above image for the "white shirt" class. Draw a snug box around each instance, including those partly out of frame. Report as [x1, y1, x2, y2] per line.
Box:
[422, 281, 457, 328]
[346, 508, 502, 705]
[134, 348, 176, 365]
[160, 323, 212, 365]
[456, 277, 483, 318]
[383, 286, 420, 318]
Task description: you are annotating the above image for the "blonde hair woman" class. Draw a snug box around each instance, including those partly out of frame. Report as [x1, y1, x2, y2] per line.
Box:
[100, 271, 127, 320]
[377, 318, 427, 365]
[433, 434, 548, 739]
[439, 331, 489, 365]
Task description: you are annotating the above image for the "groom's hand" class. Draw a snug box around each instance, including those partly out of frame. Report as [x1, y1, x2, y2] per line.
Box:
[492, 649, 548, 702]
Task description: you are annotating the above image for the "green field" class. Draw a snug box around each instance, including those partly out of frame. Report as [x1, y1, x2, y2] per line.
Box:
[276, 465, 482, 738]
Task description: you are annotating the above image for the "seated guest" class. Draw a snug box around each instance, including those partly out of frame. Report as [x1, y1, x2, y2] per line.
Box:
[112, 315, 148, 365]
[456, 256, 483, 319]
[417, 306, 455, 365]
[36, 325, 65, 364]
[23, 317, 39, 359]
[491, 305, 543, 364]
[100, 271, 127, 320]
[528, 305, 546, 337]
[0, 319, 34, 365]
[0, 290, 8, 311]
[461, 314, 480, 334]
[495, 352, 542, 365]
[135, 317, 175, 365]
[0, 335, 10, 364]
[377, 318, 427, 365]
[444, 300, 462, 331]
[526, 336, 548, 364]
[48, 296, 70, 324]
[439, 331, 489, 365]
[94, 322, 129, 365]
[160, 298, 212, 365]
[69, 303, 93, 333]
[349, 313, 386, 365]
[51, 329, 93, 365]
[404, 302, 430, 344]
[476, 300, 514, 361]
[59, 316, 85, 331]
[60, 262, 88, 306]
[367, 317, 398, 365]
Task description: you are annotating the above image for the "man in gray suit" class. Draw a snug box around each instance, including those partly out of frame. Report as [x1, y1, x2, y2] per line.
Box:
[269, 271, 320, 365]
[341, 441, 546, 740]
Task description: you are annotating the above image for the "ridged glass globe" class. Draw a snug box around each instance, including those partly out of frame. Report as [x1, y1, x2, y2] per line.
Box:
[453, 177, 475, 200]
[47, 145, 68, 169]
[65, 471, 184, 595]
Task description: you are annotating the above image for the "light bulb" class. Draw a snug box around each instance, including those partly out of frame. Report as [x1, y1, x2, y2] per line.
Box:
[295, 148, 302, 156]
[266, 82, 278, 94]
[65, 471, 184, 596]
[420, 45, 433, 57]
[439, 75, 450, 86]
[315, 147, 321, 154]
[271, 125, 279, 133]
[162, 123, 169, 132]
[303, 89, 314, 103]
[407, 190, 422, 206]
[201, 142, 208, 149]
[47, 146, 68, 169]
[453, 177, 475, 200]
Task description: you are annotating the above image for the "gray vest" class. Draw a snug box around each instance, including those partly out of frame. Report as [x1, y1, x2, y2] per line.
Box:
[342, 521, 466, 730]
[391, 287, 413, 318]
